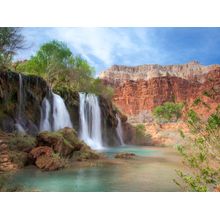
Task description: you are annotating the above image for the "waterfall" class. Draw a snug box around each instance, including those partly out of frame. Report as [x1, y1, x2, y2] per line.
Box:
[52, 93, 73, 131]
[40, 92, 73, 131]
[18, 74, 23, 119]
[40, 97, 52, 131]
[15, 74, 26, 133]
[79, 92, 103, 149]
[116, 114, 125, 145]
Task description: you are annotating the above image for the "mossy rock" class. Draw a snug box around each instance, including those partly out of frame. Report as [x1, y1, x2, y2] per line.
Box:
[35, 154, 65, 171]
[8, 134, 36, 152]
[73, 145, 101, 161]
[37, 127, 90, 158]
[8, 150, 29, 168]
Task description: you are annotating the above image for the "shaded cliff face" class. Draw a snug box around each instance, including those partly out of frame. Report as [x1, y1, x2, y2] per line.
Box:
[101, 64, 220, 120]
[0, 71, 48, 134]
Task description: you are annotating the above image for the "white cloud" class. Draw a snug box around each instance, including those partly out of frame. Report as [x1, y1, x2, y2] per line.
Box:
[16, 27, 173, 74]
[49, 27, 139, 66]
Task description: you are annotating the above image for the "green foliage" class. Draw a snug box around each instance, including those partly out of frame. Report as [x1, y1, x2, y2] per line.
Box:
[8, 134, 36, 151]
[193, 97, 202, 106]
[8, 150, 28, 168]
[0, 27, 24, 70]
[17, 40, 93, 79]
[134, 124, 152, 145]
[153, 102, 184, 122]
[17, 40, 114, 100]
[174, 104, 220, 192]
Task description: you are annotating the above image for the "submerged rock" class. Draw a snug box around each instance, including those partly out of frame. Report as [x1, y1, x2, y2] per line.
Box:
[115, 152, 136, 159]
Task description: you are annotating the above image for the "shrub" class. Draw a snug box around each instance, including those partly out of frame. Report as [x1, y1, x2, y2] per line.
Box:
[174, 105, 220, 192]
[8, 134, 36, 151]
[153, 102, 184, 122]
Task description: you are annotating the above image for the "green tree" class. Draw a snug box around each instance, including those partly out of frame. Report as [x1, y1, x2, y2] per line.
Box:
[17, 40, 114, 100]
[0, 27, 24, 70]
[153, 102, 184, 122]
[17, 40, 94, 85]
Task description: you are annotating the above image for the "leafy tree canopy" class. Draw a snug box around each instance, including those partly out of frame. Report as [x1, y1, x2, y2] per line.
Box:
[17, 40, 114, 100]
[0, 27, 24, 70]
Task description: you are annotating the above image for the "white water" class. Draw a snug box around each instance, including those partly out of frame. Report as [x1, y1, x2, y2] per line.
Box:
[116, 114, 124, 145]
[52, 93, 73, 131]
[16, 74, 26, 134]
[40, 93, 73, 131]
[15, 123, 26, 133]
[40, 97, 52, 131]
[79, 93, 103, 149]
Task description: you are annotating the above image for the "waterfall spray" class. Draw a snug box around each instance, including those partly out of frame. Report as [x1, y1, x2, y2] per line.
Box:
[79, 92, 103, 149]
[15, 74, 26, 133]
[40, 92, 73, 132]
[116, 114, 125, 145]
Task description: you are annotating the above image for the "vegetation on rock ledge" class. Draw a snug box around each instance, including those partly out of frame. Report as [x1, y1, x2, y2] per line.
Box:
[153, 102, 184, 123]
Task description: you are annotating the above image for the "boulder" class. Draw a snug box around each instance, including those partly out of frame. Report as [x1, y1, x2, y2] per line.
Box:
[29, 146, 65, 171]
[30, 146, 53, 159]
[35, 155, 65, 171]
[36, 128, 89, 158]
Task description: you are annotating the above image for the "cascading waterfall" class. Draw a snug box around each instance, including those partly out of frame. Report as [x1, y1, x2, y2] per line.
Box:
[116, 114, 125, 145]
[52, 93, 73, 131]
[15, 74, 26, 133]
[79, 92, 103, 149]
[40, 92, 73, 131]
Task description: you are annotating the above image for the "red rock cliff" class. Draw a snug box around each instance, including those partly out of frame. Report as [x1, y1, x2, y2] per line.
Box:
[101, 63, 220, 119]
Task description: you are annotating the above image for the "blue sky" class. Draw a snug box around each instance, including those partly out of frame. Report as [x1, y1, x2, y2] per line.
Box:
[15, 28, 220, 75]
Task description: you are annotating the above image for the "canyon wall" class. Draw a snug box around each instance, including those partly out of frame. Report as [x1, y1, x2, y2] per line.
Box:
[100, 61, 220, 86]
[100, 62, 220, 121]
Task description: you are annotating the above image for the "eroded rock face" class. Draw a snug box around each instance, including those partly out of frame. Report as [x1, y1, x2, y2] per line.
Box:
[101, 65, 220, 120]
[100, 61, 220, 86]
[0, 141, 18, 171]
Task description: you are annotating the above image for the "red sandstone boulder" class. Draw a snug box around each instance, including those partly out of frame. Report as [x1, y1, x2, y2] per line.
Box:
[35, 155, 65, 171]
[29, 146, 65, 171]
[30, 146, 53, 159]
